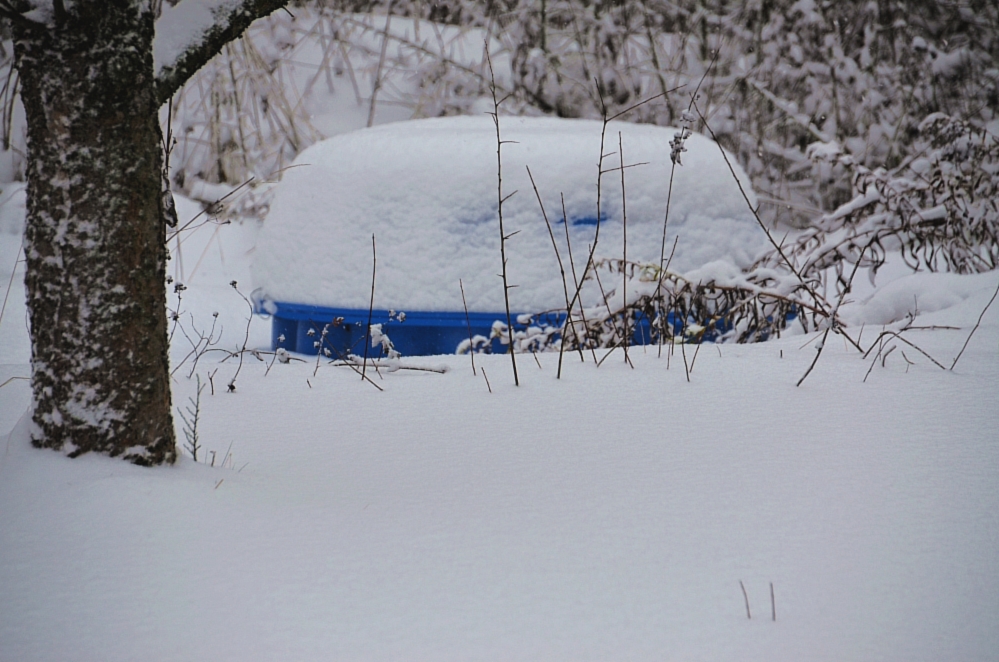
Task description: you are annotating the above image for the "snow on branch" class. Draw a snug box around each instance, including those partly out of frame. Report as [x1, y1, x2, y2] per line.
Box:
[154, 0, 289, 106]
[0, 0, 54, 28]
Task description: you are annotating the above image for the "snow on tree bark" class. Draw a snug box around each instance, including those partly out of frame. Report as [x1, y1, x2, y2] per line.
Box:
[6, 0, 289, 465]
[13, 3, 174, 465]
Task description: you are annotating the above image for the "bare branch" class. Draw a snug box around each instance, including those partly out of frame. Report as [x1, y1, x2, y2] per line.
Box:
[951, 276, 999, 370]
[155, 0, 291, 106]
[0, 0, 45, 30]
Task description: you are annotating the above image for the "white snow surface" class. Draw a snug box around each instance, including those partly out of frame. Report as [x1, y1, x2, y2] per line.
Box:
[252, 115, 766, 313]
[2, 175, 999, 661]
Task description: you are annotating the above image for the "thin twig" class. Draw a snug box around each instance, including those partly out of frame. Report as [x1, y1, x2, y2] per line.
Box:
[740, 580, 751, 619]
[657, 154, 678, 358]
[864, 330, 948, 371]
[227, 283, 254, 392]
[597, 342, 622, 367]
[312, 322, 326, 377]
[606, 85, 685, 122]
[691, 102, 831, 320]
[367, 1, 396, 127]
[663, 235, 679, 362]
[796, 234, 874, 386]
[333, 359, 447, 374]
[486, 48, 519, 387]
[863, 338, 886, 383]
[527, 166, 577, 378]
[689, 333, 704, 372]
[619, 131, 630, 366]
[460, 279, 476, 376]
[652, 53, 716, 357]
[951, 276, 999, 370]
[0, 245, 21, 333]
[335, 354, 385, 392]
[362, 233, 376, 382]
[560, 84, 618, 348]
[681, 337, 690, 382]
[561, 193, 596, 365]
[0, 375, 29, 389]
[264, 345, 280, 377]
[881, 344, 898, 367]
[310, 319, 385, 391]
[797, 326, 832, 387]
[167, 177, 255, 241]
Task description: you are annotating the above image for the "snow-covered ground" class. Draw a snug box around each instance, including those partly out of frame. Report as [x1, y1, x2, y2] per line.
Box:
[1, 164, 998, 660]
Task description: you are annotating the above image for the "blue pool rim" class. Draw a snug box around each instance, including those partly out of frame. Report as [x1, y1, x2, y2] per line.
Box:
[259, 301, 572, 357]
[254, 301, 763, 357]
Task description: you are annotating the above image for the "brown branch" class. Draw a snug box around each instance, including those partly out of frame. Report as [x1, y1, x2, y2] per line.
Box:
[486, 47, 519, 387]
[862, 328, 948, 383]
[155, 0, 291, 106]
[602, 257, 828, 317]
[618, 131, 631, 366]
[362, 234, 376, 382]
[334, 359, 446, 375]
[0, 0, 43, 30]
[337, 14, 558, 116]
[796, 326, 832, 387]
[740, 580, 751, 619]
[526, 166, 581, 378]
[951, 276, 999, 370]
[692, 101, 831, 319]
[459, 279, 477, 376]
[561, 193, 597, 365]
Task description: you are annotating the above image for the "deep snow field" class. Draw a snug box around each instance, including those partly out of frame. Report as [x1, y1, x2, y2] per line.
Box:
[1, 168, 998, 661]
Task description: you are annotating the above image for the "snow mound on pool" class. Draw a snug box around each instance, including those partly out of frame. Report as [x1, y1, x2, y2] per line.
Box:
[252, 115, 766, 313]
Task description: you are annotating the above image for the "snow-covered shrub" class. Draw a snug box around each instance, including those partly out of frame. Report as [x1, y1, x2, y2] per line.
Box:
[767, 114, 999, 299]
[369, 322, 400, 359]
[531, 256, 812, 352]
[162, 11, 323, 215]
[341, 0, 997, 228]
[164, 6, 502, 185]
[488, 314, 564, 354]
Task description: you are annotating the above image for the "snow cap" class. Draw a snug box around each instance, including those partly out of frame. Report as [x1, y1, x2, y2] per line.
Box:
[252, 115, 764, 313]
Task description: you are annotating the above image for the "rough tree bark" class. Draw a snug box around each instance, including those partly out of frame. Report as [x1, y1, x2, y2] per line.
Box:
[2, 0, 289, 465]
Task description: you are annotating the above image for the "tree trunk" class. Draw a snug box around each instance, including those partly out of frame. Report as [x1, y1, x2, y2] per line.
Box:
[13, 2, 176, 465]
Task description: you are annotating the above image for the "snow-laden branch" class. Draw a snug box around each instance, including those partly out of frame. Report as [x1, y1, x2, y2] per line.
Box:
[154, 0, 289, 106]
[0, 0, 52, 28]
